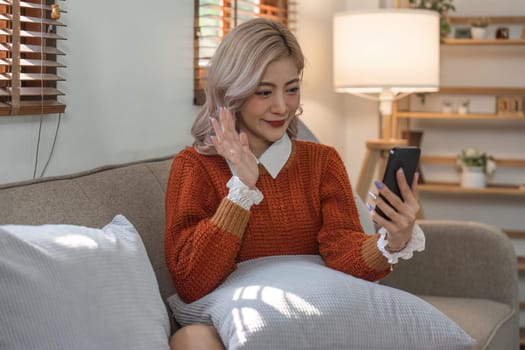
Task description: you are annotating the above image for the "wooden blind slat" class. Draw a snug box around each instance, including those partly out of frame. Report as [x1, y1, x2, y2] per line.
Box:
[2, 86, 64, 96]
[0, 100, 66, 117]
[1, 72, 64, 80]
[19, 0, 68, 12]
[2, 43, 65, 55]
[0, 14, 65, 26]
[0, 28, 66, 40]
[19, 15, 66, 26]
[0, 58, 66, 67]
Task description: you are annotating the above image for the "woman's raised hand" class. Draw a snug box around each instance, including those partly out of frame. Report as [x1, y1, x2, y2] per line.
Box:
[370, 169, 420, 250]
[210, 108, 259, 189]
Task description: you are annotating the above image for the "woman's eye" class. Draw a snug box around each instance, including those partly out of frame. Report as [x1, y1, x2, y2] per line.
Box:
[287, 86, 300, 94]
[255, 90, 272, 97]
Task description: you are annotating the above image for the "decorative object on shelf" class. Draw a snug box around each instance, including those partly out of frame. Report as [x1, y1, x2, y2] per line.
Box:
[333, 9, 440, 200]
[460, 166, 486, 188]
[442, 100, 453, 113]
[457, 147, 496, 188]
[408, 0, 456, 40]
[469, 17, 490, 39]
[454, 27, 471, 39]
[458, 99, 469, 114]
[522, 26, 525, 39]
[416, 92, 429, 104]
[495, 26, 509, 39]
[496, 96, 524, 116]
[51, 3, 60, 20]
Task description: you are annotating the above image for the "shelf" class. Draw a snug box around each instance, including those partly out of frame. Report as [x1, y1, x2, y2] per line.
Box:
[519, 257, 525, 271]
[444, 38, 525, 45]
[506, 230, 525, 239]
[420, 156, 525, 168]
[418, 183, 525, 196]
[396, 111, 525, 120]
[438, 87, 525, 95]
[449, 16, 525, 25]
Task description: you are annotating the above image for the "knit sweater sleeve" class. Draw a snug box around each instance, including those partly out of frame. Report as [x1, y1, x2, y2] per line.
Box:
[317, 148, 391, 281]
[164, 150, 250, 303]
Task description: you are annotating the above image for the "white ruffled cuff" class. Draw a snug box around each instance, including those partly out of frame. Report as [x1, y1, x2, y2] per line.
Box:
[377, 224, 425, 264]
[226, 176, 264, 210]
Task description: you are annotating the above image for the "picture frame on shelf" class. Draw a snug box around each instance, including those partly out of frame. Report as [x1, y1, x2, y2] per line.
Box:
[496, 96, 524, 116]
[454, 27, 472, 39]
[495, 27, 510, 39]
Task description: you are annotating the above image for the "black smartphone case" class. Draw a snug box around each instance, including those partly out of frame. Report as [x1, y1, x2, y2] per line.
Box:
[374, 147, 421, 221]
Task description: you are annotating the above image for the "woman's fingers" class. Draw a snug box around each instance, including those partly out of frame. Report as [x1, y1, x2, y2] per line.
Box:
[219, 108, 236, 138]
[211, 108, 252, 164]
[370, 168, 419, 244]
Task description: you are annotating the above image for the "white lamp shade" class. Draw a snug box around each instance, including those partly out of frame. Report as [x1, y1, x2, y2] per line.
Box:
[333, 9, 440, 94]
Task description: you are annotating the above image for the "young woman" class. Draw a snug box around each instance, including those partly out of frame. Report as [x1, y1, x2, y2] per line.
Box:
[165, 18, 424, 350]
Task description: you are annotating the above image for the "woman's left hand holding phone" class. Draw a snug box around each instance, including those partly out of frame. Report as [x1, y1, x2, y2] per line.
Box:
[210, 108, 259, 189]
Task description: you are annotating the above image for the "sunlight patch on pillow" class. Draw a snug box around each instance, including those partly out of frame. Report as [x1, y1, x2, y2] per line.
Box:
[168, 255, 475, 350]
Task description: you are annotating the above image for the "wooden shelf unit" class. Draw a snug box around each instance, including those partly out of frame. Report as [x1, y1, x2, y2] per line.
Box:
[393, 86, 525, 198]
[393, 86, 525, 133]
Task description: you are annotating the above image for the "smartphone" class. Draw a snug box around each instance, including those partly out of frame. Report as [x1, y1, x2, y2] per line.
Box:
[374, 147, 421, 221]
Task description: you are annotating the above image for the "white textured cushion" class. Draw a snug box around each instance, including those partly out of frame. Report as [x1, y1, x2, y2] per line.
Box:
[0, 215, 170, 350]
[168, 255, 475, 350]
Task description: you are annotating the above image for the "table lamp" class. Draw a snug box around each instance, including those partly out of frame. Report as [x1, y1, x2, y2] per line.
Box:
[333, 9, 440, 200]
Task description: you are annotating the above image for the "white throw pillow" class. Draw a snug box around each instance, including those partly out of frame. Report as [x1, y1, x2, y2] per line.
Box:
[168, 255, 475, 350]
[0, 215, 170, 350]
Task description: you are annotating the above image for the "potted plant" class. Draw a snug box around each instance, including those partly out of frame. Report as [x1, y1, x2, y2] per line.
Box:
[409, 0, 456, 40]
[456, 147, 496, 188]
[470, 17, 490, 39]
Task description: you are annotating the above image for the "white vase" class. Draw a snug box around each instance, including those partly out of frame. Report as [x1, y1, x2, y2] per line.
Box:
[461, 166, 486, 188]
[471, 27, 488, 39]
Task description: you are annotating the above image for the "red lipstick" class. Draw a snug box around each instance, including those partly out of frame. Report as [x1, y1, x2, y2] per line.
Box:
[267, 120, 285, 128]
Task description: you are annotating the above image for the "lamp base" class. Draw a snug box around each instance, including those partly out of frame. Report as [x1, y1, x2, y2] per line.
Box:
[356, 138, 408, 201]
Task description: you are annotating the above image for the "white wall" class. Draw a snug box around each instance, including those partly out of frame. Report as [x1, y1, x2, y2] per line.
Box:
[0, 0, 379, 187]
[0, 1, 198, 184]
[297, 0, 382, 185]
[1, 0, 523, 236]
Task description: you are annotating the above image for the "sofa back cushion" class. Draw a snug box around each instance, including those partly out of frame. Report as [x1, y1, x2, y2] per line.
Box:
[0, 156, 177, 302]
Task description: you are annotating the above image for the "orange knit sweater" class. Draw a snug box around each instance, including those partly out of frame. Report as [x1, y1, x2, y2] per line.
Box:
[165, 140, 391, 303]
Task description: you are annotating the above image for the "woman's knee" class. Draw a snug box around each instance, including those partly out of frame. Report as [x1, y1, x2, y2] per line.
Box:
[170, 324, 225, 350]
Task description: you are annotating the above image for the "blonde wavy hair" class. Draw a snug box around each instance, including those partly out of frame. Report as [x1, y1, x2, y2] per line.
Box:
[191, 18, 305, 154]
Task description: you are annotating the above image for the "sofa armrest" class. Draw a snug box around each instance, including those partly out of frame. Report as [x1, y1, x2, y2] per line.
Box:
[380, 220, 518, 309]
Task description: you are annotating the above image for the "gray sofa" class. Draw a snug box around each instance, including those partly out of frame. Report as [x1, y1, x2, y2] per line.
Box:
[0, 154, 518, 349]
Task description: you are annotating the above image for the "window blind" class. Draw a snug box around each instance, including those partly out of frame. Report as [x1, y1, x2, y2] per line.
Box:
[194, 0, 295, 105]
[0, 0, 66, 116]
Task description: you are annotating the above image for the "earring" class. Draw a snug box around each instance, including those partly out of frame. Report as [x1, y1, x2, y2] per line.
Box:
[51, 4, 60, 20]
